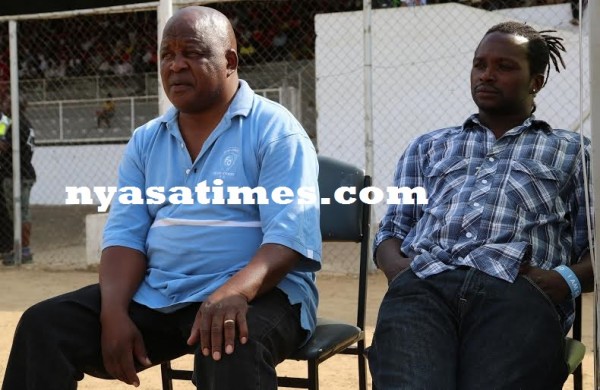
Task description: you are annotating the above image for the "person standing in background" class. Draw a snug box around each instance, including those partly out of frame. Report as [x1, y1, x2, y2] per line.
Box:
[96, 93, 116, 128]
[0, 96, 36, 265]
[0, 109, 12, 255]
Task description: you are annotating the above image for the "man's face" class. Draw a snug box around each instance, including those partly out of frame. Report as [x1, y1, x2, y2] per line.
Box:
[159, 14, 230, 114]
[0, 98, 10, 115]
[470, 32, 539, 116]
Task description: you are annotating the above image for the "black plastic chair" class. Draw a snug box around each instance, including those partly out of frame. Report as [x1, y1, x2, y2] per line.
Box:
[160, 155, 371, 390]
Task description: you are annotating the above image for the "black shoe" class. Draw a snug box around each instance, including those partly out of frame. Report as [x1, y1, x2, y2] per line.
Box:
[22, 247, 33, 263]
[2, 250, 33, 265]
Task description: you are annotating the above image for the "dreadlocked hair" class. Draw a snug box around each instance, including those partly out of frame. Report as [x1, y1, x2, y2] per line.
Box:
[485, 21, 566, 88]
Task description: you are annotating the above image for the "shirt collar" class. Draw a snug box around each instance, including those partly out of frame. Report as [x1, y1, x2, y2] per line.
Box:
[158, 79, 254, 128]
[461, 113, 553, 134]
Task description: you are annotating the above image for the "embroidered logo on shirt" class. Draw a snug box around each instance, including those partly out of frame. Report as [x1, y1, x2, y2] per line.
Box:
[214, 147, 240, 178]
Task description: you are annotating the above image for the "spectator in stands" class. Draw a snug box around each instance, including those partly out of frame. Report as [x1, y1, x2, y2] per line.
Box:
[141, 43, 158, 73]
[97, 57, 113, 76]
[114, 58, 134, 81]
[0, 95, 36, 265]
[67, 56, 84, 77]
[2, 6, 320, 390]
[43, 55, 66, 79]
[238, 35, 258, 65]
[96, 93, 116, 128]
[0, 52, 9, 94]
[36, 53, 48, 78]
[272, 30, 289, 61]
[369, 21, 593, 389]
[375, 0, 403, 7]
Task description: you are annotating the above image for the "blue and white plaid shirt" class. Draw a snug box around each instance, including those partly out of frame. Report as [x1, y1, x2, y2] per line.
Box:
[375, 114, 591, 332]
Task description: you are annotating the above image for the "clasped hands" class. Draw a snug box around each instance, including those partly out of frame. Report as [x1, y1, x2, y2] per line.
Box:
[381, 256, 571, 306]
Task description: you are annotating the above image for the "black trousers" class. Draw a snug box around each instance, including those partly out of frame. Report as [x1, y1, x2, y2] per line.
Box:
[0, 183, 13, 253]
[2, 284, 304, 390]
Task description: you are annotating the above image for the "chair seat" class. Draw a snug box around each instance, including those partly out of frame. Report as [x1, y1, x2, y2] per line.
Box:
[289, 317, 364, 362]
[565, 337, 585, 374]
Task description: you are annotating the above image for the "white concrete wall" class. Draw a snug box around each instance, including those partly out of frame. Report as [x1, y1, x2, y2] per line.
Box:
[30, 143, 124, 206]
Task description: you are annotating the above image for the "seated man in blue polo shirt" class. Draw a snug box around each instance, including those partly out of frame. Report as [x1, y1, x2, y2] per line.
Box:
[2, 6, 321, 390]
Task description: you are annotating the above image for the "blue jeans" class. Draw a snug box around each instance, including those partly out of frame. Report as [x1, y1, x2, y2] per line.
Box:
[2, 284, 303, 390]
[369, 267, 568, 390]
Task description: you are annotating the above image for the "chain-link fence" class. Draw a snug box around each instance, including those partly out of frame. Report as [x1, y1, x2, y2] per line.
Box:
[0, 0, 591, 273]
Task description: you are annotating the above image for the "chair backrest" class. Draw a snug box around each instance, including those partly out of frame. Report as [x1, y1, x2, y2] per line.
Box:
[317, 155, 371, 331]
[318, 155, 370, 242]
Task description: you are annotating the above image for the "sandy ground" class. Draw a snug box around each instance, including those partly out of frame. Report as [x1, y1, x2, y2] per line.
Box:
[0, 266, 595, 389]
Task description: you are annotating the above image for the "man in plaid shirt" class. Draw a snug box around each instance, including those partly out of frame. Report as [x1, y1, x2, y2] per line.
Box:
[369, 21, 593, 390]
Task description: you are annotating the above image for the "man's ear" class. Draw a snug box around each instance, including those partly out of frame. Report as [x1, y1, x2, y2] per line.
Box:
[226, 49, 238, 77]
[530, 74, 544, 94]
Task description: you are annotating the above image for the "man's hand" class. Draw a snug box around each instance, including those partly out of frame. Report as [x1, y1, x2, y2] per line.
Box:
[380, 257, 412, 285]
[519, 263, 570, 304]
[376, 238, 412, 284]
[100, 312, 152, 387]
[188, 292, 249, 361]
[186, 243, 301, 361]
[99, 247, 151, 387]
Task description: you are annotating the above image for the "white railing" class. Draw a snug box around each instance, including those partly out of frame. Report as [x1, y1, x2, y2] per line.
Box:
[27, 87, 299, 145]
[1, 73, 159, 102]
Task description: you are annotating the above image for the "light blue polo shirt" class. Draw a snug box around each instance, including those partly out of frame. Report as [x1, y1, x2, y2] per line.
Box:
[103, 80, 321, 338]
